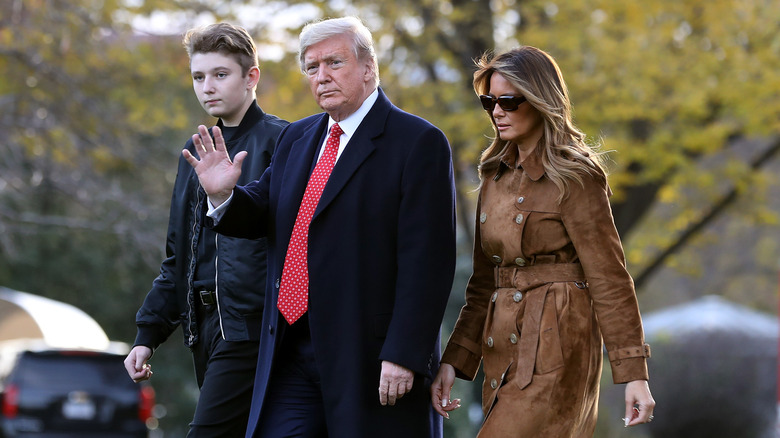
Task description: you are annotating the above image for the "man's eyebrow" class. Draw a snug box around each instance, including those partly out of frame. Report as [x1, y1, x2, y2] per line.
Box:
[306, 52, 347, 64]
[192, 65, 235, 74]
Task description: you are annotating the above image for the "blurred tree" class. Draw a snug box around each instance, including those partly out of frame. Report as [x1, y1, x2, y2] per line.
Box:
[333, 0, 780, 289]
[0, 0, 196, 311]
[0, 0, 212, 434]
[512, 0, 780, 288]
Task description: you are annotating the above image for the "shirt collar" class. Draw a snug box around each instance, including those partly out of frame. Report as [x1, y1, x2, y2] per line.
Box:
[327, 88, 379, 139]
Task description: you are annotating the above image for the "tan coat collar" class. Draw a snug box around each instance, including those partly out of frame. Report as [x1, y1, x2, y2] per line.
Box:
[498, 144, 545, 181]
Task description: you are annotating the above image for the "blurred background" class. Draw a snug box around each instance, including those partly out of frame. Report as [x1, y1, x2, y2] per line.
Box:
[1, 0, 778, 436]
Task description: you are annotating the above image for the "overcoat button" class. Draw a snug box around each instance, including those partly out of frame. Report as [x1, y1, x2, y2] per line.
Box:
[480, 212, 487, 223]
[491, 292, 498, 303]
[510, 333, 518, 344]
[492, 255, 502, 264]
[517, 196, 525, 204]
[513, 292, 523, 302]
[490, 378, 498, 389]
[515, 257, 526, 266]
[515, 213, 524, 224]
[487, 337, 494, 348]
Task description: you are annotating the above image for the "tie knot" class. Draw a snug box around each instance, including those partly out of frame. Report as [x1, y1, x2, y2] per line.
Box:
[330, 123, 343, 139]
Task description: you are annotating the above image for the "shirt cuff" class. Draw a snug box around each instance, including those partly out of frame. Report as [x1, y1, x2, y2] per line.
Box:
[206, 191, 234, 224]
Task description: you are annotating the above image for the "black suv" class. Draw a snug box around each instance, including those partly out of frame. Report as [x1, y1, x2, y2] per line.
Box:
[0, 349, 155, 437]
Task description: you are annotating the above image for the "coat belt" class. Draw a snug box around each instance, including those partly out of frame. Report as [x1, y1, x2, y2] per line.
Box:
[494, 263, 585, 290]
[493, 263, 586, 390]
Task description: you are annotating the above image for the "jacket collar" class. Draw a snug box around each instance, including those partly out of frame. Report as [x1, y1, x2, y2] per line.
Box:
[498, 143, 545, 181]
[216, 100, 265, 146]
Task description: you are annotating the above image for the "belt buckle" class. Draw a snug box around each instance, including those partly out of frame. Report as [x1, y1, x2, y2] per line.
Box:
[199, 290, 216, 306]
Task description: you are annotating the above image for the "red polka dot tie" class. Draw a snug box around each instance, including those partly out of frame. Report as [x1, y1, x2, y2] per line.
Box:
[278, 123, 343, 324]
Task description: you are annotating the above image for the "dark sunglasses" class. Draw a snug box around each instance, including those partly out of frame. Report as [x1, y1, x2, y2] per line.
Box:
[479, 95, 527, 112]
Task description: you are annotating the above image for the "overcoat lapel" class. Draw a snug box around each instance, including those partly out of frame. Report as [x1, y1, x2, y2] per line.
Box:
[314, 91, 390, 217]
[277, 115, 329, 240]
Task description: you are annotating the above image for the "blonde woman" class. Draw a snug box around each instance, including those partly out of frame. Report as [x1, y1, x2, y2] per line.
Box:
[431, 47, 655, 437]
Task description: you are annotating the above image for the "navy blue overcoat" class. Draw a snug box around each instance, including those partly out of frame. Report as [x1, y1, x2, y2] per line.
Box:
[214, 89, 456, 437]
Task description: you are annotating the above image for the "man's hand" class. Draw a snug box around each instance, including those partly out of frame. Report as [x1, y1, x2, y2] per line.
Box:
[430, 363, 461, 419]
[124, 345, 153, 383]
[378, 361, 414, 406]
[182, 125, 246, 207]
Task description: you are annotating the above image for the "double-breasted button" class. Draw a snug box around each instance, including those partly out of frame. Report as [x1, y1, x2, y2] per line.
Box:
[515, 213, 524, 224]
[513, 291, 523, 302]
[517, 196, 525, 204]
[487, 337, 494, 348]
[492, 255, 502, 264]
[480, 212, 487, 223]
[490, 378, 498, 389]
[514, 257, 526, 266]
[510, 333, 518, 344]
[491, 292, 498, 303]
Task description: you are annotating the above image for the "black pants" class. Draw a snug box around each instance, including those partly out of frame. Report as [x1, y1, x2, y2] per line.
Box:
[187, 301, 260, 438]
[255, 316, 329, 438]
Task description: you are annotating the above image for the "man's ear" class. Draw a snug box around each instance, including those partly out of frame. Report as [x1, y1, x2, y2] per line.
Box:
[247, 66, 261, 89]
[363, 61, 375, 83]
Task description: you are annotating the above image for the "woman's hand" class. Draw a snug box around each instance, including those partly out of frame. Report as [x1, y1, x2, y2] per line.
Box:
[623, 379, 655, 427]
[430, 363, 461, 419]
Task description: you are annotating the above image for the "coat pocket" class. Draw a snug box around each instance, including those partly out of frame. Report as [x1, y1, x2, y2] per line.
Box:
[535, 291, 564, 374]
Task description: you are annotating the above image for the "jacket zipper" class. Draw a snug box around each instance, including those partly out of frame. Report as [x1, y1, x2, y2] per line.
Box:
[187, 185, 201, 346]
[214, 234, 226, 339]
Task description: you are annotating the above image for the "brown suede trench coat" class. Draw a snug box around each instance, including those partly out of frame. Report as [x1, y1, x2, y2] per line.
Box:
[441, 145, 650, 438]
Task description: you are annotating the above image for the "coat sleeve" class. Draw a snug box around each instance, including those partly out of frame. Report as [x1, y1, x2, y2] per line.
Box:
[208, 173, 272, 239]
[208, 121, 294, 238]
[134, 155, 191, 350]
[561, 170, 650, 383]
[440, 193, 494, 381]
[377, 125, 457, 376]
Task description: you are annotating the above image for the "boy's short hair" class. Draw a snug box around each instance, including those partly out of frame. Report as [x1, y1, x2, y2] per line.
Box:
[183, 23, 259, 76]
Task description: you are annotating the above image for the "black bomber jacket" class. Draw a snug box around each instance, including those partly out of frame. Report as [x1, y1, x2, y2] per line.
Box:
[134, 102, 288, 350]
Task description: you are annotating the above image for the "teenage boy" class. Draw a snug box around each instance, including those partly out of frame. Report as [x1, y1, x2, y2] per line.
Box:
[123, 22, 288, 437]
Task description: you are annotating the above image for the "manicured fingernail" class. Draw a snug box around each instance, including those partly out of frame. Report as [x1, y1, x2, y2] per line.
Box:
[442, 398, 448, 407]
[624, 417, 629, 427]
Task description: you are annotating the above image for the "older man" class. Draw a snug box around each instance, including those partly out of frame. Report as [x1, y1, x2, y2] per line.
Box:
[184, 16, 456, 437]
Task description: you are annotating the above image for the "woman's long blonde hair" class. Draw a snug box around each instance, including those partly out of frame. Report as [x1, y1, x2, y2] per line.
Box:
[474, 46, 607, 203]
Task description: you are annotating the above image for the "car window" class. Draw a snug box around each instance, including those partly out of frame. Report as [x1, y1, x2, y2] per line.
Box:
[15, 353, 134, 390]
